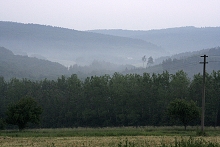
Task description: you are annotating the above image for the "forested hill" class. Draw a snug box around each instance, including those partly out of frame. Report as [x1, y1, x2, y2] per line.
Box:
[0, 21, 164, 66]
[89, 27, 220, 54]
[123, 47, 220, 79]
[0, 47, 68, 80]
[1, 46, 220, 80]
[0, 47, 135, 80]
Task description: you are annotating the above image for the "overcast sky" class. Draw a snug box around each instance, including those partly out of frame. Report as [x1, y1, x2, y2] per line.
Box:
[0, 0, 220, 31]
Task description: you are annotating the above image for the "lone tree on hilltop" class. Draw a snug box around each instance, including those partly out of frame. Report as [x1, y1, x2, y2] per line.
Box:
[142, 55, 146, 67]
[6, 96, 42, 131]
[147, 56, 154, 66]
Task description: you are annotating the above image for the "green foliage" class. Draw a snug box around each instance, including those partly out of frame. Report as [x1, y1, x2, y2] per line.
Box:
[167, 99, 200, 130]
[0, 70, 220, 128]
[0, 118, 5, 130]
[196, 130, 208, 136]
[170, 70, 190, 99]
[2, 126, 220, 139]
[6, 96, 43, 130]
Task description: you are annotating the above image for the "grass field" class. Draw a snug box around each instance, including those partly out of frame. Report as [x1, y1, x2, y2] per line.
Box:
[1, 126, 220, 146]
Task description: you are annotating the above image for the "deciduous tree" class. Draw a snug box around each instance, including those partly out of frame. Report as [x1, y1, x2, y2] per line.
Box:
[167, 99, 199, 130]
[147, 56, 154, 66]
[6, 96, 42, 131]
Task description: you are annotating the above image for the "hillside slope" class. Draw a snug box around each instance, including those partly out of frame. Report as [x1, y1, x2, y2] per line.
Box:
[123, 47, 220, 78]
[0, 47, 135, 80]
[0, 21, 165, 66]
[89, 27, 220, 54]
[0, 47, 68, 80]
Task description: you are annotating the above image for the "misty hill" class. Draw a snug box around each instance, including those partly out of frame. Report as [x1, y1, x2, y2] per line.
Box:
[89, 27, 220, 54]
[0, 21, 165, 66]
[68, 60, 135, 77]
[0, 47, 135, 80]
[0, 47, 68, 80]
[123, 47, 220, 79]
[1, 46, 219, 81]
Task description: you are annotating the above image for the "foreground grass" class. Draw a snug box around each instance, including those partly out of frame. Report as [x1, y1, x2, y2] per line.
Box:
[1, 136, 220, 147]
[1, 126, 217, 137]
[1, 126, 220, 146]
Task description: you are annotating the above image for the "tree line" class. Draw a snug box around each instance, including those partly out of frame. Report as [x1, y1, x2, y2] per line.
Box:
[0, 70, 220, 129]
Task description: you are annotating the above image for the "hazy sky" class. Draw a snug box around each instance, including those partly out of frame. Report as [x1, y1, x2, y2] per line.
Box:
[1, 0, 220, 31]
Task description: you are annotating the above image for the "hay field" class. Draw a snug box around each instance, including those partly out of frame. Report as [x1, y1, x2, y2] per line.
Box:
[1, 127, 220, 146]
[1, 136, 220, 147]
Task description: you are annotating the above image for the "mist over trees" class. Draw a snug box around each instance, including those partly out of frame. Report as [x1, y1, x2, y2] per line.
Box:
[0, 21, 164, 66]
[2, 22, 220, 68]
[1, 46, 220, 81]
[0, 47, 134, 80]
[123, 47, 220, 79]
[89, 27, 220, 54]
[1, 21, 220, 129]
[0, 47, 68, 80]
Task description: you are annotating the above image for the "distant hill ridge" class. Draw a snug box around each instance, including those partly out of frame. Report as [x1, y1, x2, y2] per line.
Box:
[89, 27, 220, 54]
[123, 47, 220, 78]
[0, 46, 14, 56]
[1, 21, 220, 80]
[0, 21, 164, 66]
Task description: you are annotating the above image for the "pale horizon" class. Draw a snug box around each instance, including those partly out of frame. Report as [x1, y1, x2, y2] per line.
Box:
[1, 0, 220, 31]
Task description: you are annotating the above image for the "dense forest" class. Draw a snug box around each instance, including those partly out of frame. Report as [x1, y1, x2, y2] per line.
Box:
[0, 70, 220, 128]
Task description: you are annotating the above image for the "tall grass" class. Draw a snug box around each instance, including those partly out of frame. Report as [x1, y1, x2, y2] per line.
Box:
[118, 137, 220, 147]
[1, 135, 220, 147]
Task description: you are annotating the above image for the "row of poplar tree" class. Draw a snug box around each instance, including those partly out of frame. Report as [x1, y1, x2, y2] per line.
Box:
[0, 70, 220, 128]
